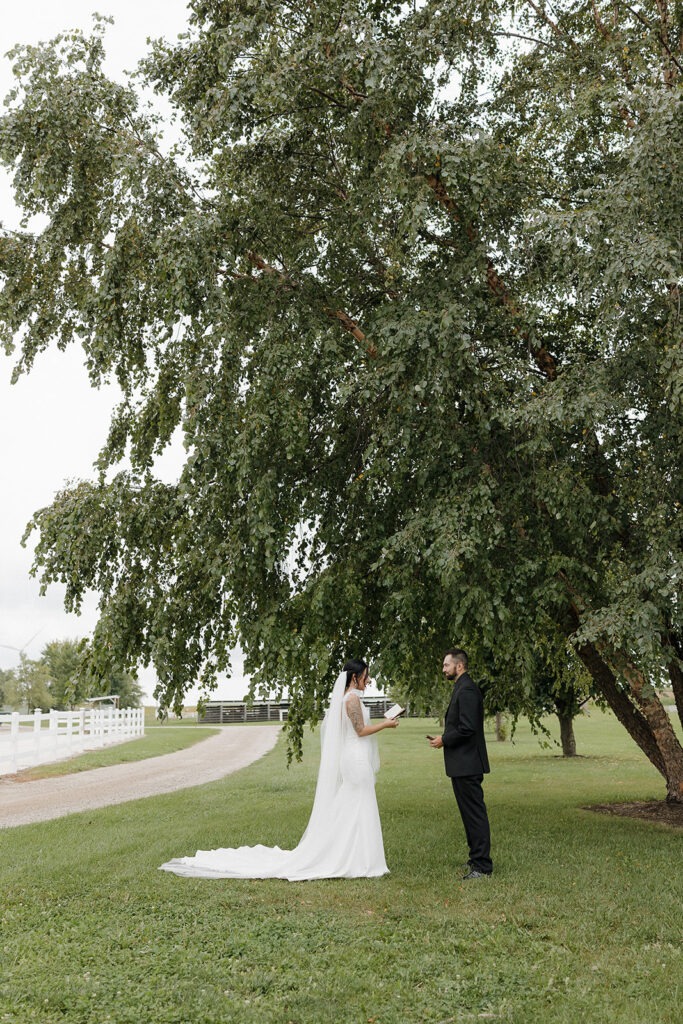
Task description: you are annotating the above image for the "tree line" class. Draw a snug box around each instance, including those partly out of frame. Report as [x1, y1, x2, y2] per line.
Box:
[0, 639, 143, 712]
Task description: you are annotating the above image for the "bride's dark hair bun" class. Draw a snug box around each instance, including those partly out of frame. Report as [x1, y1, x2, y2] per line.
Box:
[343, 658, 368, 689]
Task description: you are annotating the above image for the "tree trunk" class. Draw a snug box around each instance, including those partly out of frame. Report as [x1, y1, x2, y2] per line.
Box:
[495, 711, 504, 741]
[558, 713, 577, 756]
[663, 629, 683, 736]
[669, 659, 683, 737]
[577, 641, 683, 803]
[576, 642, 665, 771]
[617, 651, 683, 804]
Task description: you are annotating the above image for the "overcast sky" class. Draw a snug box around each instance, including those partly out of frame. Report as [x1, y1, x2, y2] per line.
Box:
[0, 2, 252, 703]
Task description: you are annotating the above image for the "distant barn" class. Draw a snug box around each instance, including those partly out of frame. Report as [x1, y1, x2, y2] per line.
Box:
[198, 696, 401, 724]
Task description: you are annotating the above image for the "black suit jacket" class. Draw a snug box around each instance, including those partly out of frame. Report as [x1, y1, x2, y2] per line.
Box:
[442, 673, 490, 777]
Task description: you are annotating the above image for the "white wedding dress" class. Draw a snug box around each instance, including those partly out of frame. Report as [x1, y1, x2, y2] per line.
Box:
[159, 673, 389, 881]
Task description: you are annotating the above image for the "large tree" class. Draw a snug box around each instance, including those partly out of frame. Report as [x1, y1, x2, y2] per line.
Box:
[1, 3, 681, 795]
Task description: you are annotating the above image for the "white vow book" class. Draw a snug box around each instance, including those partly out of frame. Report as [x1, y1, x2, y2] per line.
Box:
[383, 703, 406, 720]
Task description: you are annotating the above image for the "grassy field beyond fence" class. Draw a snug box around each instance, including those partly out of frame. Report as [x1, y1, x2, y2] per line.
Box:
[1, 711, 681, 1024]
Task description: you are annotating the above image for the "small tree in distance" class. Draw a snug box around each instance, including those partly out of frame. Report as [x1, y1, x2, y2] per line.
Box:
[41, 638, 144, 709]
[0, 667, 11, 707]
[528, 650, 597, 758]
[8, 655, 52, 712]
[41, 638, 87, 709]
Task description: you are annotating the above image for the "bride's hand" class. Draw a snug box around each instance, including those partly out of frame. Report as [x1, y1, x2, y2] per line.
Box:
[383, 718, 399, 728]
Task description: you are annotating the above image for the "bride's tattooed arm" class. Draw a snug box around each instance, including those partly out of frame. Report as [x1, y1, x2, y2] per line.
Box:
[345, 693, 365, 736]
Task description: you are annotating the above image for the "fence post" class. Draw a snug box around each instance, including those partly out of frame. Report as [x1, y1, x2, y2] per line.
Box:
[50, 709, 58, 757]
[34, 708, 42, 761]
[10, 711, 19, 773]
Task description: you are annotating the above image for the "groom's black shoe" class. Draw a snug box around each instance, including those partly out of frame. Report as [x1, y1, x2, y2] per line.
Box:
[462, 869, 490, 880]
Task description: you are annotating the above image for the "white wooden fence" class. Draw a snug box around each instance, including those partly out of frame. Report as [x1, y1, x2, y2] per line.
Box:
[0, 707, 145, 776]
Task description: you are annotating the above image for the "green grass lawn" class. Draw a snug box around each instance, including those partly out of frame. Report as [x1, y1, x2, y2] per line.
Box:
[1, 711, 681, 1024]
[15, 727, 220, 780]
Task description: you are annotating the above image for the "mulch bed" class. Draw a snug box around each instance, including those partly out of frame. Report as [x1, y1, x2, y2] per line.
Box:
[585, 800, 683, 829]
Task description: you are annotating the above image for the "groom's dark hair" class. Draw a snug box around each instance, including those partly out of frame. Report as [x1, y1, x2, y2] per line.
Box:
[445, 648, 468, 670]
[343, 658, 368, 689]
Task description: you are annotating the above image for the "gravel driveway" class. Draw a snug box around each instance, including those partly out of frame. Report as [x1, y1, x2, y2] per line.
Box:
[0, 725, 281, 828]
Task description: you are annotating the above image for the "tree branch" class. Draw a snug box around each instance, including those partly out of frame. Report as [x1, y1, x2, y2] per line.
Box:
[625, 4, 682, 77]
[307, 86, 354, 111]
[524, 0, 581, 52]
[324, 308, 376, 357]
[591, 1, 611, 40]
[493, 30, 563, 51]
[422, 171, 558, 380]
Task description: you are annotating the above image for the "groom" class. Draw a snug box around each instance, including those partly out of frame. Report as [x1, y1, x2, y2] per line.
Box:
[428, 649, 492, 879]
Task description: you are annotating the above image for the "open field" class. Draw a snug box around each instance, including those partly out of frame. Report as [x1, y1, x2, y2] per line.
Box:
[144, 707, 202, 727]
[13, 727, 220, 781]
[1, 711, 681, 1024]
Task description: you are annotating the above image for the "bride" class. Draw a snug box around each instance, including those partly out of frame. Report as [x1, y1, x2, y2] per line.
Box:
[159, 658, 399, 881]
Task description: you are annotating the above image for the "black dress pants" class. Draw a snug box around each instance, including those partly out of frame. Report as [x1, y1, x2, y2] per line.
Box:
[451, 774, 492, 874]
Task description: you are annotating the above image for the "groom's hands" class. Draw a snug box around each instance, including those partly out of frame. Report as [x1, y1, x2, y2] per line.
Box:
[428, 735, 443, 748]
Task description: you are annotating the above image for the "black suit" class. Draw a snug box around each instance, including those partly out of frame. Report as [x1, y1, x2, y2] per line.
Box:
[442, 673, 492, 874]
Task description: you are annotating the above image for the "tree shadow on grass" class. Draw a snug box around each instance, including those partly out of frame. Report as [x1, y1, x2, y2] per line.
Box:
[583, 800, 683, 830]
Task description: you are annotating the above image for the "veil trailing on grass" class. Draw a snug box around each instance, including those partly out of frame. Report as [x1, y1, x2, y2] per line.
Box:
[159, 669, 388, 881]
